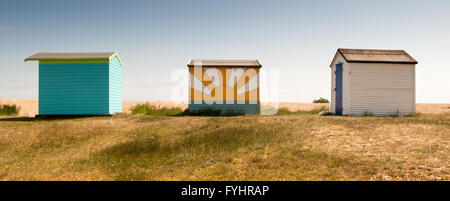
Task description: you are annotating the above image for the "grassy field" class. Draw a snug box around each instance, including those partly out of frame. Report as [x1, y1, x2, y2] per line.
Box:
[1, 99, 449, 116]
[0, 112, 448, 181]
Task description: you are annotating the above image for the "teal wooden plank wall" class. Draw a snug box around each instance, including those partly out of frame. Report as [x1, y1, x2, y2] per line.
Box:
[39, 59, 122, 115]
[109, 56, 122, 113]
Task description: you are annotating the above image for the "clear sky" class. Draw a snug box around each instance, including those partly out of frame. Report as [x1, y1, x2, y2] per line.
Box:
[1, 0, 449, 103]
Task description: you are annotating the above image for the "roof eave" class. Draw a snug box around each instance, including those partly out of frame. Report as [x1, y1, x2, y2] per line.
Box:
[109, 52, 124, 67]
[25, 58, 109, 61]
[187, 65, 262, 68]
[329, 50, 344, 68]
[187, 59, 262, 68]
[346, 60, 418, 65]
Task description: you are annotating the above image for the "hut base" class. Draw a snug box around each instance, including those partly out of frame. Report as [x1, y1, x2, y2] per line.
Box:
[35, 113, 121, 119]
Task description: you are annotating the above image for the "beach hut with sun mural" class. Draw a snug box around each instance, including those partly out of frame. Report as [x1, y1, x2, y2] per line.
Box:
[187, 59, 261, 114]
[25, 52, 123, 117]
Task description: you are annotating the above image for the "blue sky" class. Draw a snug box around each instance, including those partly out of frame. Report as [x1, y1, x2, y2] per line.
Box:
[0, 0, 449, 103]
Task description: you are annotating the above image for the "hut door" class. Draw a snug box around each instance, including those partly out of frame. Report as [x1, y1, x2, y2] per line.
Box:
[335, 64, 343, 115]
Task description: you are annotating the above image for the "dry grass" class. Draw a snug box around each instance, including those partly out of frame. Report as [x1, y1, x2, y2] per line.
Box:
[1, 99, 449, 117]
[0, 113, 448, 181]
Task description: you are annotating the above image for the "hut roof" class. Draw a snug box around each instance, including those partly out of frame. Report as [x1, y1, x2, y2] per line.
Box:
[188, 59, 261, 68]
[335, 48, 418, 65]
[25, 52, 123, 66]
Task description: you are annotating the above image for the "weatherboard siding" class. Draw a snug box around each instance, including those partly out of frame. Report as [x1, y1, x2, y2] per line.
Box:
[38, 62, 109, 115]
[342, 63, 351, 115]
[347, 63, 415, 116]
[109, 56, 122, 114]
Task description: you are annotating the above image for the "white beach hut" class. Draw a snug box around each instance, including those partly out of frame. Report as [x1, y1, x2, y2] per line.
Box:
[330, 49, 418, 116]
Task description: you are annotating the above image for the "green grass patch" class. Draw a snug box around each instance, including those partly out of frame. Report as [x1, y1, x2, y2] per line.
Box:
[81, 118, 291, 180]
[276, 107, 325, 115]
[313, 97, 329, 103]
[0, 104, 19, 116]
[131, 104, 246, 116]
[131, 104, 184, 116]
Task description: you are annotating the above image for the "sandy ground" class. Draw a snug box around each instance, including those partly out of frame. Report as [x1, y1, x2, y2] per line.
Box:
[0, 99, 449, 117]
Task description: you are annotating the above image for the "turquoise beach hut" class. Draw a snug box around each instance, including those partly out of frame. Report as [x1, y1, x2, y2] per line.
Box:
[25, 52, 123, 117]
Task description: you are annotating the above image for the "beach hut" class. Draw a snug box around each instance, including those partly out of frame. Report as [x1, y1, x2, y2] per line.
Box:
[25, 52, 123, 117]
[330, 49, 417, 116]
[187, 59, 261, 114]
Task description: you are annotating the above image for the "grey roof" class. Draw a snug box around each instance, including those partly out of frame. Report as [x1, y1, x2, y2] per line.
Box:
[188, 59, 261, 67]
[337, 49, 418, 64]
[25, 52, 117, 61]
